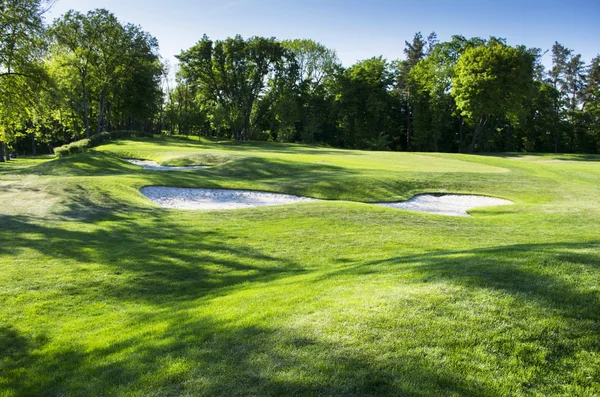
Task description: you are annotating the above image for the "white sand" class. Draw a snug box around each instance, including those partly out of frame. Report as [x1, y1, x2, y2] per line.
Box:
[125, 159, 210, 171]
[374, 194, 514, 216]
[140, 187, 318, 210]
[139, 187, 513, 215]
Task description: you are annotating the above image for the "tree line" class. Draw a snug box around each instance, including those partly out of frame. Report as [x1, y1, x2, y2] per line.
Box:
[1, 0, 599, 162]
[173, 33, 599, 154]
[0, 0, 162, 161]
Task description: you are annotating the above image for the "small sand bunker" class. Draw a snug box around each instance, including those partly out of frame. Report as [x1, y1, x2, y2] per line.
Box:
[375, 194, 513, 216]
[125, 159, 210, 171]
[141, 187, 318, 210]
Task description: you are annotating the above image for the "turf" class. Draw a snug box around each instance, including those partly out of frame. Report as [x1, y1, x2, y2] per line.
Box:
[1, 137, 599, 396]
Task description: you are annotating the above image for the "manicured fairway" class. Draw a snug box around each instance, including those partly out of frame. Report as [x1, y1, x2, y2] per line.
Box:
[1, 137, 599, 396]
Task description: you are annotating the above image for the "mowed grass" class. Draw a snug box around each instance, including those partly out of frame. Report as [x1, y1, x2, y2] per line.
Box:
[1, 137, 599, 396]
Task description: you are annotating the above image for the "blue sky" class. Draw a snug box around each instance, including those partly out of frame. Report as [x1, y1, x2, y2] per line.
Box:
[46, 0, 599, 71]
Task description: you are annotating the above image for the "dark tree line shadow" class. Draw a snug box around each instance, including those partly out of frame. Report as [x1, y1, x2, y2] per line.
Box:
[487, 152, 600, 162]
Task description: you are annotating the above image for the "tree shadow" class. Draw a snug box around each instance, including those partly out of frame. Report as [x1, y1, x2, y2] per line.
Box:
[319, 241, 600, 384]
[1, 313, 504, 397]
[0, 212, 306, 305]
[1, 205, 511, 396]
[327, 241, 599, 316]
[27, 152, 141, 177]
[486, 153, 600, 162]
[123, 136, 361, 157]
[3, 215, 599, 395]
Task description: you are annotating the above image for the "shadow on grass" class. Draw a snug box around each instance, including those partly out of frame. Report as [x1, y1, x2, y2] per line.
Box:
[486, 152, 600, 162]
[0, 207, 509, 396]
[114, 136, 360, 157]
[209, 156, 356, 180]
[0, 308, 502, 397]
[329, 242, 600, 319]
[0, 212, 304, 304]
[27, 151, 141, 177]
[2, 206, 599, 396]
[321, 242, 600, 388]
[0, 157, 53, 175]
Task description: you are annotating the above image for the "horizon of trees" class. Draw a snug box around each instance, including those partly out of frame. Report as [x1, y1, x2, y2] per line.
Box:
[1, 0, 599, 161]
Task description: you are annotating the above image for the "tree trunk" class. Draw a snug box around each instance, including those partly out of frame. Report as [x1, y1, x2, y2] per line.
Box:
[31, 132, 37, 157]
[4, 143, 10, 161]
[0, 143, 5, 162]
[468, 115, 487, 154]
[97, 90, 105, 135]
[405, 102, 412, 151]
[458, 117, 464, 153]
[82, 77, 90, 138]
[243, 115, 250, 141]
[106, 101, 112, 132]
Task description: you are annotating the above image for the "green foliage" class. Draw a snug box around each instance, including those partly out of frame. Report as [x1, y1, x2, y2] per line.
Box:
[53, 138, 90, 157]
[48, 8, 162, 139]
[453, 43, 535, 152]
[333, 57, 400, 148]
[453, 44, 534, 122]
[1, 5, 599, 156]
[177, 35, 292, 141]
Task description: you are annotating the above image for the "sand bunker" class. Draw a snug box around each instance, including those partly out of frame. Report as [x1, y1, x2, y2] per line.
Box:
[140, 187, 318, 209]
[374, 194, 513, 216]
[125, 159, 210, 171]
[139, 187, 512, 215]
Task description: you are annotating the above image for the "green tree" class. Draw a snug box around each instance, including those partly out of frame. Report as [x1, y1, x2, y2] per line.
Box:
[0, 0, 50, 160]
[49, 9, 104, 138]
[580, 56, 600, 152]
[409, 35, 485, 152]
[279, 39, 340, 143]
[394, 32, 437, 150]
[178, 35, 290, 141]
[333, 57, 399, 149]
[49, 8, 162, 138]
[452, 43, 535, 153]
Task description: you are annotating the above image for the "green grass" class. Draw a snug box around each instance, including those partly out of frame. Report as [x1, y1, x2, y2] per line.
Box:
[1, 137, 599, 396]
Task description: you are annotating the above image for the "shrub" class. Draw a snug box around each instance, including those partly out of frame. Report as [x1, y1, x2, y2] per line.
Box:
[67, 139, 91, 155]
[54, 145, 70, 157]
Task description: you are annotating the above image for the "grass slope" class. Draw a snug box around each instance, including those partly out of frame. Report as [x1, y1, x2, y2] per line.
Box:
[1, 137, 599, 396]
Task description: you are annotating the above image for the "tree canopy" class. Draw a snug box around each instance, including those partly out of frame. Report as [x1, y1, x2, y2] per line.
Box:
[1, 4, 599, 157]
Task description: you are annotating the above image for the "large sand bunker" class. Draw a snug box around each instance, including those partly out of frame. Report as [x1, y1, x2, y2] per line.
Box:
[140, 187, 318, 210]
[140, 187, 513, 215]
[125, 159, 210, 171]
[374, 194, 514, 216]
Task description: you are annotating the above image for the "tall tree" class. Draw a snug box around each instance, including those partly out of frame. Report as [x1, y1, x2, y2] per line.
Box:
[178, 35, 290, 141]
[452, 43, 535, 153]
[548, 42, 572, 152]
[50, 9, 104, 137]
[0, 0, 50, 160]
[333, 57, 398, 149]
[276, 39, 339, 143]
[395, 32, 437, 151]
[49, 9, 162, 138]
